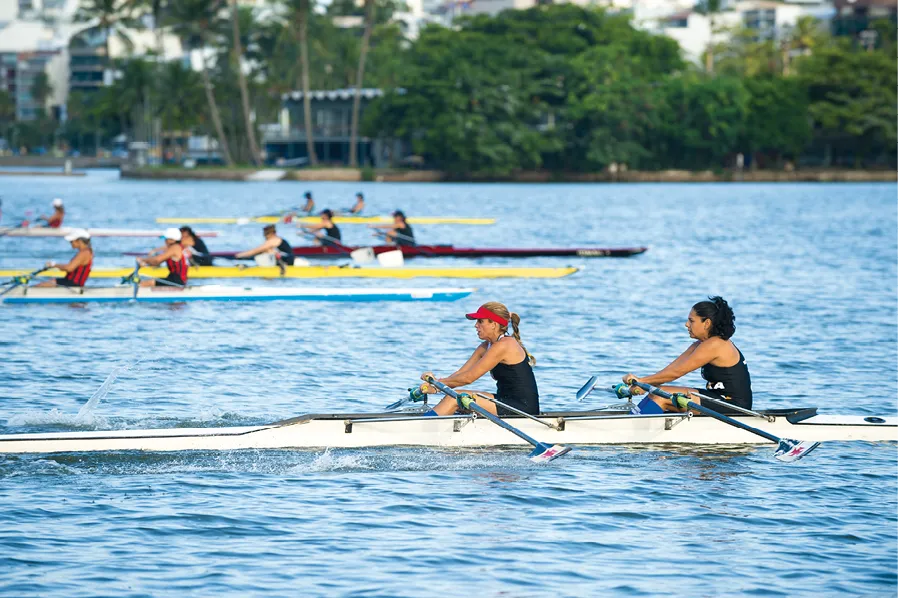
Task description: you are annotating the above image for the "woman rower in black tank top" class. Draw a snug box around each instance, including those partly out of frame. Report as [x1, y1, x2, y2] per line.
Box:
[622, 296, 752, 415]
[418, 301, 539, 417]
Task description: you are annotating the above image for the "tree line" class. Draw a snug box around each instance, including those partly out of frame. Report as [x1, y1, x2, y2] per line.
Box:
[0, 2, 894, 174]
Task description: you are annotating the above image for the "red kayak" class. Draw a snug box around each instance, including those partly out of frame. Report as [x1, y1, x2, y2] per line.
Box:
[207, 245, 648, 259]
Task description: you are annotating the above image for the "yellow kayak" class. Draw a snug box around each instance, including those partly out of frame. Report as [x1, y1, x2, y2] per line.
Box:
[1, 265, 577, 280]
[156, 215, 496, 225]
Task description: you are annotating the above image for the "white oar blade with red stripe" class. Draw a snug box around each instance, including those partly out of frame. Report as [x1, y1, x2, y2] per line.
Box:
[774, 439, 821, 462]
[528, 443, 572, 463]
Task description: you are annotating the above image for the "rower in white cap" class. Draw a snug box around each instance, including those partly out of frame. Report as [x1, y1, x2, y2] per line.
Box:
[136, 227, 189, 287]
[37, 198, 65, 228]
[35, 229, 93, 287]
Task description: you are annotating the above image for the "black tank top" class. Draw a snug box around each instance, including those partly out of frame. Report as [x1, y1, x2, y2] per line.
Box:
[192, 237, 212, 266]
[276, 239, 295, 266]
[322, 224, 342, 246]
[491, 355, 539, 415]
[701, 347, 752, 403]
[395, 225, 415, 246]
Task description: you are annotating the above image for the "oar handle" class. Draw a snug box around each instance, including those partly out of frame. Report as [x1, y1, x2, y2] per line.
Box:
[426, 376, 475, 410]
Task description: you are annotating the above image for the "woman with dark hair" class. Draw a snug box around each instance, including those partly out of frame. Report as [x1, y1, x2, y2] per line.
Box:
[179, 226, 212, 266]
[622, 296, 752, 415]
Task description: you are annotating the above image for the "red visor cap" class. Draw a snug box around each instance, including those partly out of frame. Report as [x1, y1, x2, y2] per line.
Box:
[465, 306, 508, 326]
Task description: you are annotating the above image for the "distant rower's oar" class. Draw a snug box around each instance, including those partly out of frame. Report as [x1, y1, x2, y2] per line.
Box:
[1, 267, 48, 296]
[426, 376, 570, 463]
[297, 229, 354, 256]
[628, 380, 820, 463]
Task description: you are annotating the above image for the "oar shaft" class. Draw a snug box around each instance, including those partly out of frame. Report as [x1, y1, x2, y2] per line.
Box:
[633, 381, 781, 444]
[427, 378, 545, 448]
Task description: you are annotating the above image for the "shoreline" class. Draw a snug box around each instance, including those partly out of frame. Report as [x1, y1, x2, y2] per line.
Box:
[119, 166, 897, 184]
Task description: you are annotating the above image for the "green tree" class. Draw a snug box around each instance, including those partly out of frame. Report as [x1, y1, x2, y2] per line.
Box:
[73, 0, 136, 72]
[798, 40, 897, 165]
[742, 76, 810, 167]
[167, 0, 234, 165]
[30, 72, 54, 117]
[229, 0, 262, 165]
[349, 0, 375, 167]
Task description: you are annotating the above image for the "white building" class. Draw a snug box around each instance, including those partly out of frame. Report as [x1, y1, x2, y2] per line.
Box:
[659, 0, 835, 64]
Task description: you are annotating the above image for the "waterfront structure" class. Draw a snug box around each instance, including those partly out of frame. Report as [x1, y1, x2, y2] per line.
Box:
[264, 88, 407, 168]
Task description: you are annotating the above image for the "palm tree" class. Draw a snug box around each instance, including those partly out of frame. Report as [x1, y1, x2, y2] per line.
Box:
[696, 0, 723, 74]
[73, 0, 136, 81]
[349, 0, 374, 167]
[30, 72, 54, 117]
[167, 0, 234, 166]
[284, 0, 318, 165]
[229, 0, 262, 166]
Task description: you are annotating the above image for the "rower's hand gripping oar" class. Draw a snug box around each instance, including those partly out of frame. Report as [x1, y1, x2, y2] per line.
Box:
[628, 380, 820, 463]
[425, 376, 570, 463]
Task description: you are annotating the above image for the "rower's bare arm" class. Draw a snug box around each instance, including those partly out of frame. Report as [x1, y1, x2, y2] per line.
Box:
[142, 245, 177, 266]
[52, 251, 89, 272]
[440, 343, 506, 387]
[641, 342, 717, 385]
[235, 240, 273, 258]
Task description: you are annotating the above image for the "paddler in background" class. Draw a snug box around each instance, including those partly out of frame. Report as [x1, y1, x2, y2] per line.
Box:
[235, 224, 295, 266]
[136, 227, 189, 287]
[179, 226, 212, 266]
[37, 198, 65, 228]
[299, 209, 342, 247]
[622, 296, 753, 415]
[417, 302, 540, 417]
[35, 229, 92, 287]
[347, 192, 365, 214]
[301, 191, 315, 214]
[369, 210, 415, 246]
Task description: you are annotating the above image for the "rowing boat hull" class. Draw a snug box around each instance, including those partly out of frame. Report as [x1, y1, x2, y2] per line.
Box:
[0, 285, 474, 304]
[0, 410, 893, 454]
[0, 265, 578, 280]
[0, 227, 219, 238]
[157, 216, 496, 225]
[207, 245, 649, 260]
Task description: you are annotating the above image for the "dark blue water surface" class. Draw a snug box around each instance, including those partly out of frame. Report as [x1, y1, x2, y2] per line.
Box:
[1, 171, 895, 596]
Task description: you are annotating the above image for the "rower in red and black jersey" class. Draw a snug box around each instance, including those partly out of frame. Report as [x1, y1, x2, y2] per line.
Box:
[137, 228, 189, 287]
[418, 302, 539, 417]
[235, 225, 295, 266]
[36, 198, 65, 228]
[622, 296, 753, 416]
[35, 228, 93, 287]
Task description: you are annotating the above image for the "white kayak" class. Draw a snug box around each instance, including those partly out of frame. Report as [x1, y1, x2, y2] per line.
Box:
[0, 408, 893, 454]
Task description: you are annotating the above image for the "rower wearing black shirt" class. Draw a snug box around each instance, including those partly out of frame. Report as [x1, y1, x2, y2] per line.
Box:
[300, 209, 342, 247]
[235, 225, 295, 266]
[179, 226, 212, 266]
[369, 210, 415, 246]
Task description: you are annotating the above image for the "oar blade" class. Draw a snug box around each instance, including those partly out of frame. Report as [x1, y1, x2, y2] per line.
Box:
[528, 443, 571, 464]
[774, 439, 821, 462]
[576, 375, 599, 401]
[384, 397, 406, 411]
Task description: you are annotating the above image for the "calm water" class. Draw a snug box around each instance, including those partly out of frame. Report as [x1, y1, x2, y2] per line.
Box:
[1, 172, 896, 596]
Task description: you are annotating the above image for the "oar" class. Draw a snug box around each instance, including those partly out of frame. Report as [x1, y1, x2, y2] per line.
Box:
[385, 386, 430, 411]
[628, 380, 820, 462]
[425, 376, 570, 463]
[120, 261, 141, 299]
[0, 267, 47, 297]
